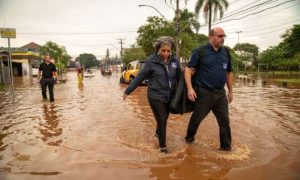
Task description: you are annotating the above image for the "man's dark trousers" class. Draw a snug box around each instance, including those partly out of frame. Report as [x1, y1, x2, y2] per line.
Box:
[41, 77, 55, 102]
[186, 87, 231, 149]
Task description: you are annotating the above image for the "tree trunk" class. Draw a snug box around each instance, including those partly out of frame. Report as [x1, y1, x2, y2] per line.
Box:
[208, 2, 212, 35]
[175, 0, 180, 58]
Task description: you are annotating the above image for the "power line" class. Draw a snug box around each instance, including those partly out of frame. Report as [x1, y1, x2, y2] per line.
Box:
[198, 0, 255, 21]
[67, 43, 119, 47]
[226, 25, 293, 39]
[221, 0, 266, 19]
[225, 18, 300, 34]
[221, 0, 280, 21]
[214, 0, 296, 25]
[245, 26, 292, 37]
[220, 15, 299, 31]
[201, 9, 300, 31]
[200, 0, 298, 28]
[18, 30, 137, 35]
[229, 0, 242, 5]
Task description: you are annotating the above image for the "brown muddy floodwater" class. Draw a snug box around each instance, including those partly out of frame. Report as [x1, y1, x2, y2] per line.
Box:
[0, 71, 299, 180]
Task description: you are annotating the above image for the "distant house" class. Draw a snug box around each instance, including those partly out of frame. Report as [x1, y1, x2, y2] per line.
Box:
[67, 60, 79, 68]
[21, 42, 41, 52]
[0, 42, 43, 83]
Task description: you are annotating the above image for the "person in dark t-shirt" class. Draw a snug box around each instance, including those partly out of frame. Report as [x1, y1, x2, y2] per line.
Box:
[38, 53, 57, 102]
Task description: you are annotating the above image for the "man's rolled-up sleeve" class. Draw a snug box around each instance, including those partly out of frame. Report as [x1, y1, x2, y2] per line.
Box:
[187, 48, 200, 70]
[226, 50, 233, 72]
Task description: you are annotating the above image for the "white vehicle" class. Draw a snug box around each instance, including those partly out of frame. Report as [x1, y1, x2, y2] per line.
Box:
[32, 68, 39, 76]
[84, 73, 95, 77]
[84, 69, 95, 77]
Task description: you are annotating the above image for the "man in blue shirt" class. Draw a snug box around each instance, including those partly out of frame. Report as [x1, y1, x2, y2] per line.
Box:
[184, 27, 233, 150]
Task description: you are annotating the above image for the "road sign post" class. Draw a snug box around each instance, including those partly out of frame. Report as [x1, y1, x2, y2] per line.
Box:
[1, 28, 16, 95]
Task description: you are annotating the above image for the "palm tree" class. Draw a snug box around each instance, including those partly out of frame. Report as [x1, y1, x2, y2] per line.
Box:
[40, 41, 69, 76]
[178, 9, 200, 34]
[195, 0, 229, 35]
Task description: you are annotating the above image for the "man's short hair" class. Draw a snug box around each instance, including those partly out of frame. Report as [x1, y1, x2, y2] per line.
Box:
[45, 52, 50, 56]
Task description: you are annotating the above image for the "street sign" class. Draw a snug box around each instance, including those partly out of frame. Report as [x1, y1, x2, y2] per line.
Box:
[0, 28, 16, 38]
[0, 28, 16, 95]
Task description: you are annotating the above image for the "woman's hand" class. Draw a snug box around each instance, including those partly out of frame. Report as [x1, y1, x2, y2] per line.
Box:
[227, 92, 233, 103]
[123, 93, 128, 100]
[187, 88, 197, 102]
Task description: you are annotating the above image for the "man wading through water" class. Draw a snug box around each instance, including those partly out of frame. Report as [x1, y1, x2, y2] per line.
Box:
[123, 36, 181, 154]
[38, 53, 57, 102]
[185, 27, 233, 151]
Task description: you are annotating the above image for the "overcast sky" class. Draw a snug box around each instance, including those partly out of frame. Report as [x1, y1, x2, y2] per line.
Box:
[0, 0, 299, 59]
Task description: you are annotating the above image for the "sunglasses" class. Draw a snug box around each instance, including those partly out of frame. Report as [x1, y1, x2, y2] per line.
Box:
[214, 34, 227, 38]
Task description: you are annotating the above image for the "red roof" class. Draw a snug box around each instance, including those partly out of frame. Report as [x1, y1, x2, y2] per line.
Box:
[21, 42, 41, 50]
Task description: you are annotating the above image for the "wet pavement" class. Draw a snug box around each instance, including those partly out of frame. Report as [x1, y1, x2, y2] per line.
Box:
[0, 71, 299, 180]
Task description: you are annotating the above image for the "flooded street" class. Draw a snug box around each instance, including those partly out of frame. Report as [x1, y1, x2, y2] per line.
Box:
[0, 71, 299, 180]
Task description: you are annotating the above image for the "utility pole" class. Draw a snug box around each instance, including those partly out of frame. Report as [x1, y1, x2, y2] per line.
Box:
[138, 2, 181, 59]
[1, 28, 16, 96]
[236, 30, 242, 75]
[117, 38, 125, 63]
[175, 0, 180, 59]
[8, 38, 14, 91]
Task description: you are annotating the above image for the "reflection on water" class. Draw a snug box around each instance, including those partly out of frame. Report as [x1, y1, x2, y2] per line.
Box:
[0, 71, 299, 179]
[39, 104, 63, 146]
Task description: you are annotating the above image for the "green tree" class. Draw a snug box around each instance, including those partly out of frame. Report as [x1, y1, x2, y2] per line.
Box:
[76, 53, 99, 69]
[233, 43, 259, 71]
[195, 0, 229, 35]
[260, 46, 284, 76]
[123, 45, 147, 65]
[137, 15, 208, 61]
[177, 9, 208, 61]
[178, 9, 201, 34]
[280, 24, 300, 60]
[137, 16, 175, 56]
[233, 43, 259, 57]
[40, 41, 70, 76]
[224, 46, 240, 74]
[40, 41, 70, 66]
[279, 24, 300, 74]
[180, 33, 208, 61]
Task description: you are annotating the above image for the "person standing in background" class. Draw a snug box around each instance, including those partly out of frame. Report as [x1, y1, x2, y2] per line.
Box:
[38, 53, 57, 102]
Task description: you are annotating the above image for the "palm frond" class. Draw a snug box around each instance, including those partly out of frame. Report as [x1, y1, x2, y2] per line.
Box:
[195, 0, 206, 16]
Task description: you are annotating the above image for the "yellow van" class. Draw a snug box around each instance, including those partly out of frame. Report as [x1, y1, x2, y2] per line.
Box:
[120, 60, 148, 84]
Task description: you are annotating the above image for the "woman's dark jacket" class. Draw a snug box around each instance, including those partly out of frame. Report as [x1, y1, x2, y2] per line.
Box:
[124, 54, 181, 103]
[169, 72, 194, 114]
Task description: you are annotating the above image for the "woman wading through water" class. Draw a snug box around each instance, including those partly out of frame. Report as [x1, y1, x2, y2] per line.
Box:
[123, 36, 181, 153]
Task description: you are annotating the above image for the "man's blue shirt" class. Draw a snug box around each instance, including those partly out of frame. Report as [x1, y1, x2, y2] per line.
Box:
[187, 43, 233, 90]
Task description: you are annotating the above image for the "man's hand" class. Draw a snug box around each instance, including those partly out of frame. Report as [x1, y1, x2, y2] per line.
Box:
[228, 92, 233, 103]
[184, 67, 197, 102]
[226, 72, 233, 104]
[123, 93, 128, 100]
[37, 76, 41, 83]
[187, 88, 197, 102]
[37, 71, 41, 83]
